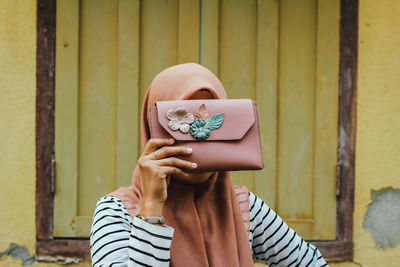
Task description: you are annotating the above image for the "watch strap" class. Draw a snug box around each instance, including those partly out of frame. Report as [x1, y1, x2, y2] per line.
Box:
[137, 214, 164, 225]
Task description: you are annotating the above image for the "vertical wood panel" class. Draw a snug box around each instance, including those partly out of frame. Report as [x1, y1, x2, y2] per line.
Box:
[313, 0, 339, 239]
[278, 0, 317, 223]
[116, 0, 140, 189]
[78, 0, 118, 216]
[76, 216, 92, 237]
[254, 0, 279, 209]
[200, 0, 219, 74]
[219, 0, 257, 100]
[178, 0, 199, 63]
[140, 0, 179, 103]
[54, 0, 80, 237]
[219, 0, 257, 191]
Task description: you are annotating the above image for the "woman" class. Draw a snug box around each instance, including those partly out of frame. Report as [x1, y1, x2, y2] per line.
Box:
[90, 63, 328, 267]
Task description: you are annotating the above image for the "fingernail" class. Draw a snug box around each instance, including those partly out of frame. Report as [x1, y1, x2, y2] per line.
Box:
[186, 147, 192, 153]
[169, 138, 175, 143]
[191, 163, 197, 168]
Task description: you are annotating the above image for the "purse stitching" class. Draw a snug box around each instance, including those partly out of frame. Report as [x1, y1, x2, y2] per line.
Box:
[253, 102, 264, 168]
[149, 107, 153, 137]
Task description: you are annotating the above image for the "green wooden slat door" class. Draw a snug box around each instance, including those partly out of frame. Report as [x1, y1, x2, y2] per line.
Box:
[54, 0, 200, 237]
[200, 0, 339, 239]
[55, 0, 339, 240]
[54, 0, 79, 237]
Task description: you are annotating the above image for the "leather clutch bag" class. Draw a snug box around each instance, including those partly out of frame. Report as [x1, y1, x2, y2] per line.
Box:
[148, 99, 264, 172]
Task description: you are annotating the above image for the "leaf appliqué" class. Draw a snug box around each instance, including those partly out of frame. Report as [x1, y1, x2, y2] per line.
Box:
[206, 113, 224, 130]
[194, 104, 210, 120]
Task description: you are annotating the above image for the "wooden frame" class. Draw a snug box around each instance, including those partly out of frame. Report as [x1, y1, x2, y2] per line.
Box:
[36, 0, 90, 259]
[309, 0, 358, 261]
[35, 0, 358, 261]
[36, 0, 55, 246]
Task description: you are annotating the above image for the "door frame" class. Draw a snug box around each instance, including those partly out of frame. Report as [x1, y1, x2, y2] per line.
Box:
[36, 0, 358, 261]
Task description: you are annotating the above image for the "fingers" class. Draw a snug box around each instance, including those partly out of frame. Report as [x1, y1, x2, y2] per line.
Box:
[151, 146, 193, 160]
[143, 138, 175, 155]
[156, 157, 197, 170]
[162, 166, 189, 178]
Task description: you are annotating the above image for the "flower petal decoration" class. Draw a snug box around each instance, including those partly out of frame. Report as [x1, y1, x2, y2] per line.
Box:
[168, 120, 180, 131]
[166, 109, 176, 120]
[166, 104, 224, 139]
[194, 104, 210, 120]
[179, 123, 191, 134]
[190, 119, 211, 140]
[166, 107, 194, 133]
[190, 104, 225, 140]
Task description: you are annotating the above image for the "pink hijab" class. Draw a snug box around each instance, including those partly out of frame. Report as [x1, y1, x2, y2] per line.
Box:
[108, 63, 253, 266]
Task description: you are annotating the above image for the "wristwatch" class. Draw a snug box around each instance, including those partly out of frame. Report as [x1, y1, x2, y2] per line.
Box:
[136, 214, 164, 225]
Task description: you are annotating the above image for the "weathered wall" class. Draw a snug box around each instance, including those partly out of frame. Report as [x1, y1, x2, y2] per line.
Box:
[352, 0, 400, 264]
[0, 0, 90, 266]
[0, 0, 38, 264]
[1, 0, 400, 266]
[330, 1, 400, 266]
[331, 0, 400, 266]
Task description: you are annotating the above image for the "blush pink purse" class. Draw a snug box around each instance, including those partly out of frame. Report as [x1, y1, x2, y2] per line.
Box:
[148, 99, 264, 172]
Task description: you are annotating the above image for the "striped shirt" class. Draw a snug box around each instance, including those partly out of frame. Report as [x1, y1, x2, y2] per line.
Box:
[90, 192, 328, 267]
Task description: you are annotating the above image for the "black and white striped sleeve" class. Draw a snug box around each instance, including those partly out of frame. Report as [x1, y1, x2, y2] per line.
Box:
[249, 192, 328, 267]
[90, 196, 174, 267]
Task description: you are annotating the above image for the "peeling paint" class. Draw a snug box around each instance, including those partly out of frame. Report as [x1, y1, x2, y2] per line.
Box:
[69, 219, 76, 231]
[36, 255, 81, 264]
[0, 243, 83, 266]
[0, 243, 36, 266]
[363, 187, 400, 249]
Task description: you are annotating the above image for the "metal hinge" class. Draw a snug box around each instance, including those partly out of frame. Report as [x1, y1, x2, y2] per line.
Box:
[336, 161, 342, 197]
[51, 155, 56, 195]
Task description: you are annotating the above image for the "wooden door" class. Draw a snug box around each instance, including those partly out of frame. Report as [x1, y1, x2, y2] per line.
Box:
[54, 0, 339, 240]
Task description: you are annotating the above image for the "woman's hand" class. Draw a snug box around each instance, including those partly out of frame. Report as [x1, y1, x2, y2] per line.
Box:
[138, 138, 197, 217]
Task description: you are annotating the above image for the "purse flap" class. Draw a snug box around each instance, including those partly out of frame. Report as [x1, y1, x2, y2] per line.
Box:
[153, 99, 255, 141]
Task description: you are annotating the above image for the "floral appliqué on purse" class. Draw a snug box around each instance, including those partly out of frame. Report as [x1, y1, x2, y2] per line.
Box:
[166, 104, 224, 140]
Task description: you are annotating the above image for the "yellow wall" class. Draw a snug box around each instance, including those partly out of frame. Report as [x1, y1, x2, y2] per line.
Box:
[331, 0, 400, 266]
[353, 0, 400, 264]
[1, 0, 399, 266]
[0, 0, 37, 263]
